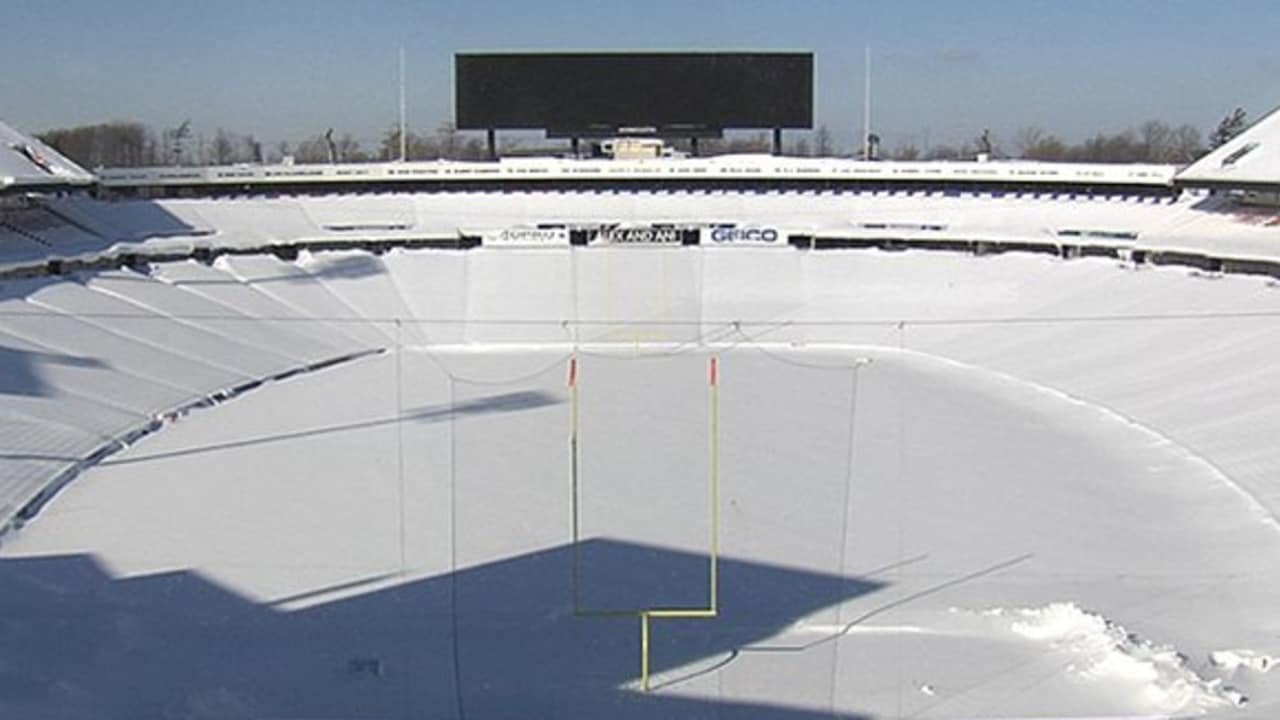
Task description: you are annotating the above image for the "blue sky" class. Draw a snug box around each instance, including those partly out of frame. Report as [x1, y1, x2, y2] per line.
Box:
[2, 0, 1277, 153]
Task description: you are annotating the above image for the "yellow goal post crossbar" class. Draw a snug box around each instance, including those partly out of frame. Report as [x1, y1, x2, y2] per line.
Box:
[567, 354, 720, 691]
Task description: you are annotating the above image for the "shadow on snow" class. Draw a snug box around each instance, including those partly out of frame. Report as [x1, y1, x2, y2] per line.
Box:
[0, 538, 883, 719]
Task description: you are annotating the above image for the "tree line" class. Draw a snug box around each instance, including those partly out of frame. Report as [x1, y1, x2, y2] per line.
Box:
[885, 109, 1250, 163]
[37, 109, 1251, 168]
[35, 121, 489, 168]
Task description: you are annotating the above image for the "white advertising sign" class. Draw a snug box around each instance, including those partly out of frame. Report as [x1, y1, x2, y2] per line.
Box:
[483, 227, 571, 247]
[701, 225, 785, 246]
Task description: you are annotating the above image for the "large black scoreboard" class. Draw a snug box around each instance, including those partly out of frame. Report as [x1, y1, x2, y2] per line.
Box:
[456, 52, 813, 137]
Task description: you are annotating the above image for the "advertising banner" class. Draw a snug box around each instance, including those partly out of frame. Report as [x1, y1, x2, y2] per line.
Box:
[482, 226, 571, 247]
[700, 224, 786, 246]
[583, 225, 698, 245]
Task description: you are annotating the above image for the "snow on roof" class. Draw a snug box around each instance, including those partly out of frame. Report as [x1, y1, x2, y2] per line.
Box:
[1176, 105, 1280, 190]
[0, 119, 95, 191]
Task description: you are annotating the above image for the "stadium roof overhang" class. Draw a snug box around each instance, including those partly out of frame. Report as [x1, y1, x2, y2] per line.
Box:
[1175, 105, 1280, 193]
[0, 119, 96, 195]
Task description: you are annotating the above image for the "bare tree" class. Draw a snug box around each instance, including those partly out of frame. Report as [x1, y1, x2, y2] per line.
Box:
[459, 137, 486, 160]
[888, 144, 921, 160]
[380, 125, 437, 161]
[39, 121, 163, 168]
[1169, 124, 1204, 164]
[924, 143, 977, 161]
[294, 133, 332, 163]
[332, 134, 365, 162]
[436, 122, 461, 159]
[1013, 121, 1205, 163]
[1014, 126, 1059, 159]
[211, 129, 235, 165]
[1014, 126, 1069, 160]
[924, 144, 957, 160]
[1014, 126, 1044, 156]
[1138, 120, 1173, 162]
[1071, 130, 1145, 162]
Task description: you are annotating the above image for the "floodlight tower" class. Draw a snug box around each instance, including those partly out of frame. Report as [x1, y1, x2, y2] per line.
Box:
[171, 120, 191, 166]
[399, 46, 408, 162]
[863, 45, 872, 161]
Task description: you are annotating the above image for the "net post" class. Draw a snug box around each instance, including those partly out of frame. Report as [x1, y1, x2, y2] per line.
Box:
[569, 355, 582, 613]
[709, 355, 719, 613]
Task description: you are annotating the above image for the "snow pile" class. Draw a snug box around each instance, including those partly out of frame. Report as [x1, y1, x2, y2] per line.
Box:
[996, 603, 1247, 714]
[1210, 650, 1276, 674]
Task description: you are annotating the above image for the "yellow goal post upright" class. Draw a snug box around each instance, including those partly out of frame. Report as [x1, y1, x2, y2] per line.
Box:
[566, 353, 721, 691]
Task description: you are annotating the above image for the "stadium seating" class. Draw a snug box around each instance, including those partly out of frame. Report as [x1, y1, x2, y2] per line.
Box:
[4, 228, 1280, 532]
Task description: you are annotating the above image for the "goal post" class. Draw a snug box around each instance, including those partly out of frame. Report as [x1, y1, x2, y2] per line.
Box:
[567, 353, 720, 690]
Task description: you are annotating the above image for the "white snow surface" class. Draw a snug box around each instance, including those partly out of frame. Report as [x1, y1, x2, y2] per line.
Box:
[999, 603, 1243, 714]
[1, 236, 1280, 717]
[1211, 650, 1277, 675]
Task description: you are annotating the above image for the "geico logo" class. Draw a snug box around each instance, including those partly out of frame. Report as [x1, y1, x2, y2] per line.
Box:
[711, 226, 779, 243]
[602, 228, 680, 243]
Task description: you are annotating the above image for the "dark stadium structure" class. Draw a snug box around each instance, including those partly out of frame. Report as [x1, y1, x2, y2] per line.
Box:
[455, 52, 814, 156]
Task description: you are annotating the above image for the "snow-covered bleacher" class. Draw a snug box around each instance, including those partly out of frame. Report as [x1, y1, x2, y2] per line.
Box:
[46, 194, 215, 243]
[0, 119, 93, 191]
[4, 188, 1275, 277]
[4, 238, 1280, 535]
[0, 259, 384, 527]
[0, 205, 113, 258]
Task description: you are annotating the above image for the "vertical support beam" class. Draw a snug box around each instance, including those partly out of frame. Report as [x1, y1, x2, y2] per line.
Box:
[487, 128, 497, 160]
[640, 612, 651, 692]
[772, 127, 783, 156]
